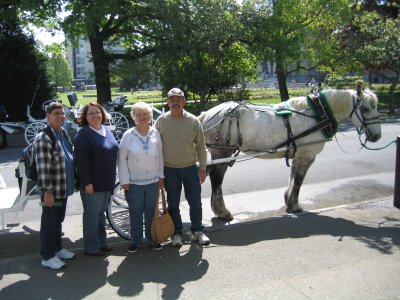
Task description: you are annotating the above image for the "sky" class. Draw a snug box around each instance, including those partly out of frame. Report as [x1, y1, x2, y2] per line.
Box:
[34, 28, 65, 45]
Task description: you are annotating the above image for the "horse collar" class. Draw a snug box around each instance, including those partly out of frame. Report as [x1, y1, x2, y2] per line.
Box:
[306, 93, 338, 138]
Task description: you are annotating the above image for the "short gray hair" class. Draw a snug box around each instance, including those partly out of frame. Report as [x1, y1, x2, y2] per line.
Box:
[130, 102, 153, 122]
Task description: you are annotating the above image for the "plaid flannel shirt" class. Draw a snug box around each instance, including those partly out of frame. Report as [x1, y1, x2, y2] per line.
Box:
[33, 127, 71, 199]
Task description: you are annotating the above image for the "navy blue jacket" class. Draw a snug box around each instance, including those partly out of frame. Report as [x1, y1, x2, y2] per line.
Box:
[74, 126, 118, 192]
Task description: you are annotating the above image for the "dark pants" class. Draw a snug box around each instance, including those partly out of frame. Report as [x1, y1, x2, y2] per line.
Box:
[40, 198, 67, 260]
[164, 165, 203, 234]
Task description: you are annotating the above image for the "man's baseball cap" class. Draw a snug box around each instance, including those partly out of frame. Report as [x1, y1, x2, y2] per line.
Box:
[167, 88, 185, 98]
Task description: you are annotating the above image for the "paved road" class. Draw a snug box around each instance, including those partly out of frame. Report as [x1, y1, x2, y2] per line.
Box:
[1, 196, 399, 299]
[0, 118, 399, 299]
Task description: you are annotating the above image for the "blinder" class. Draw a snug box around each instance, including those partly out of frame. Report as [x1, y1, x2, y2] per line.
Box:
[349, 95, 380, 136]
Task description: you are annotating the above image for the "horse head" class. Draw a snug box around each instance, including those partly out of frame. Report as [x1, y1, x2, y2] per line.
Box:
[349, 86, 381, 142]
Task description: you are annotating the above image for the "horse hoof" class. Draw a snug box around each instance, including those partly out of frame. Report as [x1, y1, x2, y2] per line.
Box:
[218, 212, 233, 222]
[285, 206, 304, 214]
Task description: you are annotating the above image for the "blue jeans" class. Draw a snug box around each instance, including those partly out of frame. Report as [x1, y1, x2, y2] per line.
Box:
[164, 165, 203, 234]
[127, 182, 158, 245]
[40, 198, 67, 260]
[80, 190, 110, 253]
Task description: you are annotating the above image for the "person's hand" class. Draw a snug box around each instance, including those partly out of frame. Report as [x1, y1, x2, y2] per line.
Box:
[199, 170, 206, 184]
[158, 178, 165, 189]
[44, 191, 55, 207]
[121, 184, 129, 191]
[85, 183, 94, 194]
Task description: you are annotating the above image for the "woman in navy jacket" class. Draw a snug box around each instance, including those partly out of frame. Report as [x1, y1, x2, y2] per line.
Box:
[74, 102, 118, 256]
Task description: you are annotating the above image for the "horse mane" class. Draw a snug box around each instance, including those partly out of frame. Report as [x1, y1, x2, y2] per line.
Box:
[287, 89, 377, 121]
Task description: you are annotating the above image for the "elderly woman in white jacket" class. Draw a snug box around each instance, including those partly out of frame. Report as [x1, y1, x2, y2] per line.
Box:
[118, 102, 164, 253]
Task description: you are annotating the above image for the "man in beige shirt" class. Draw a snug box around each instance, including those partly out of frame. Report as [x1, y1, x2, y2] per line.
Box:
[155, 88, 210, 247]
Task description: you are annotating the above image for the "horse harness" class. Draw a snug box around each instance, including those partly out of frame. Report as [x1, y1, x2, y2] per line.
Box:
[205, 94, 340, 167]
[260, 92, 338, 166]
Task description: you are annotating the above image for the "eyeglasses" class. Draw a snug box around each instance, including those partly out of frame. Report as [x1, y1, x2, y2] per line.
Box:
[49, 111, 65, 116]
[87, 112, 102, 116]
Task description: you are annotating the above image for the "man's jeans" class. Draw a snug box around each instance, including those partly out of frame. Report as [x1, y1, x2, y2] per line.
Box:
[164, 165, 203, 234]
[127, 182, 158, 245]
[40, 198, 67, 260]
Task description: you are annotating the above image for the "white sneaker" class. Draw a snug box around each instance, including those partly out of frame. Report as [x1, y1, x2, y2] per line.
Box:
[55, 248, 75, 260]
[41, 256, 66, 270]
[192, 231, 210, 246]
[171, 234, 183, 247]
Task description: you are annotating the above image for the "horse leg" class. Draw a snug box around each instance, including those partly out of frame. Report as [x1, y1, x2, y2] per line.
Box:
[284, 153, 316, 213]
[209, 162, 233, 221]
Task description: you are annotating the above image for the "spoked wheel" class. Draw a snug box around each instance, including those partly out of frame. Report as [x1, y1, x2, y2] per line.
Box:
[107, 112, 129, 143]
[24, 122, 46, 145]
[0, 128, 7, 149]
[106, 182, 131, 240]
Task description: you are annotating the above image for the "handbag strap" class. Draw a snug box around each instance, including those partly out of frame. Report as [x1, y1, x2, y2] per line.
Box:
[154, 189, 168, 215]
[160, 189, 167, 213]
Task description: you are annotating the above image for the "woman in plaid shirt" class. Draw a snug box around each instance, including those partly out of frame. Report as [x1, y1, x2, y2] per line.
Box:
[34, 102, 76, 270]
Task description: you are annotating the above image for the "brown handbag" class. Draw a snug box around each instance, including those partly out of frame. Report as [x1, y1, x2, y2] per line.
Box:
[151, 189, 175, 243]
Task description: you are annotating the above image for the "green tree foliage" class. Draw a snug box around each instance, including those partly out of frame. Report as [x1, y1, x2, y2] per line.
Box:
[0, 3, 55, 121]
[340, 1, 400, 112]
[152, 0, 258, 111]
[45, 43, 73, 89]
[62, 0, 155, 104]
[246, 0, 351, 101]
[112, 56, 156, 91]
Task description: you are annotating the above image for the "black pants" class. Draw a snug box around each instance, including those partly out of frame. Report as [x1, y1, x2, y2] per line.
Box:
[40, 198, 67, 260]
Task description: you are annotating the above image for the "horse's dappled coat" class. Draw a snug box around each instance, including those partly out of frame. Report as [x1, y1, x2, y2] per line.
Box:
[200, 89, 382, 221]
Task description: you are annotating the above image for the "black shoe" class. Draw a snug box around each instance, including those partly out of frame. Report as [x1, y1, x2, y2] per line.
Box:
[128, 244, 140, 253]
[101, 245, 112, 252]
[152, 242, 162, 251]
[84, 250, 106, 256]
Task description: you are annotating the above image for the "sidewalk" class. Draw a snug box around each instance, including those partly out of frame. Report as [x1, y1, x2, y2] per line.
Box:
[1, 193, 399, 299]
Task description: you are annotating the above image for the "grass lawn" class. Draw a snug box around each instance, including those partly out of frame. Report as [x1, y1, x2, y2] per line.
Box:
[56, 86, 398, 116]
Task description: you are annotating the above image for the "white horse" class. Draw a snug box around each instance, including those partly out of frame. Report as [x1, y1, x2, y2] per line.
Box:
[199, 87, 381, 221]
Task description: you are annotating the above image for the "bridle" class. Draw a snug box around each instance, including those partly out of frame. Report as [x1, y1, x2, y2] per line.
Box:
[349, 95, 380, 137]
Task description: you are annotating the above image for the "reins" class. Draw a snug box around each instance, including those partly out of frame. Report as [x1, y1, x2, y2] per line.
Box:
[359, 136, 397, 150]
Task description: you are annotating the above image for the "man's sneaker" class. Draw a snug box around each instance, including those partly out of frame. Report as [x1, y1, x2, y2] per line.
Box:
[41, 256, 66, 270]
[152, 242, 162, 251]
[128, 244, 141, 253]
[55, 248, 75, 260]
[192, 231, 210, 246]
[171, 234, 183, 247]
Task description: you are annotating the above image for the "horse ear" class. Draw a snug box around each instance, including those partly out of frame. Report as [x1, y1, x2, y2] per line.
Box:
[356, 84, 362, 98]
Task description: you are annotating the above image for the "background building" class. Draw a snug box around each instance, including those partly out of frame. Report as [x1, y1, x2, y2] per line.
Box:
[66, 37, 125, 89]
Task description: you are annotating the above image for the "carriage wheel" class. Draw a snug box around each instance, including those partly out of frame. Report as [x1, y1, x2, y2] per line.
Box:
[106, 182, 131, 240]
[107, 112, 129, 143]
[0, 128, 7, 149]
[24, 122, 46, 145]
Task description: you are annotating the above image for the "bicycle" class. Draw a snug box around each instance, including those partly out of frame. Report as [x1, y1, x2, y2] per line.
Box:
[106, 182, 131, 240]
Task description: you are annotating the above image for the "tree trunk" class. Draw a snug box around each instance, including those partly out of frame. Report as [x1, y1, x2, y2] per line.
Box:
[88, 35, 112, 105]
[388, 78, 398, 114]
[198, 89, 207, 114]
[276, 53, 289, 101]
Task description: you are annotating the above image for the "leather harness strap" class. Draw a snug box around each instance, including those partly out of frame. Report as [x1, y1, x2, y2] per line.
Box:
[205, 96, 337, 167]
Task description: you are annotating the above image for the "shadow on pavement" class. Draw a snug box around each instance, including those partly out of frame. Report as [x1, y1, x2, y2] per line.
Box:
[209, 211, 400, 255]
[1, 203, 399, 299]
[1, 243, 208, 300]
[0, 225, 122, 260]
[108, 243, 208, 299]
